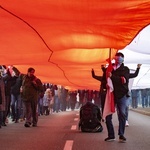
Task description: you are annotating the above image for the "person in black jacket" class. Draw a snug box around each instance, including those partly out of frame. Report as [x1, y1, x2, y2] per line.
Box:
[92, 63, 141, 117]
[125, 64, 141, 126]
[1, 65, 12, 126]
[91, 65, 107, 115]
[0, 67, 6, 128]
[104, 52, 130, 143]
[10, 67, 23, 123]
[21, 67, 43, 127]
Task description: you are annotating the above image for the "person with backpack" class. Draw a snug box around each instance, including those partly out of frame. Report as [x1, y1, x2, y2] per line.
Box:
[78, 101, 103, 132]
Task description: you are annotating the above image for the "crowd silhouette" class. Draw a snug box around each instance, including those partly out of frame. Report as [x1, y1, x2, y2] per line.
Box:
[0, 65, 150, 129]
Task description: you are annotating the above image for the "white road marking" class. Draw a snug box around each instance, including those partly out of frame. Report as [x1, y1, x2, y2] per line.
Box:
[71, 125, 77, 130]
[74, 118, 79, 121]
[64, 140, 73, 150]
[64, 113, 79, 150]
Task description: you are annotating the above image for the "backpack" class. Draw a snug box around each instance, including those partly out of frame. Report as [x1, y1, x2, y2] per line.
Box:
[79, 102, 103, 132]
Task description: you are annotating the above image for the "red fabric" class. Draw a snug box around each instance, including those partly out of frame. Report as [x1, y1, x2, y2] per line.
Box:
[121, 76, 126, 84]
[102, 61, 115, 119]
[1, 1, 150, 90]
[106, 60, 115, 113]
[106, 59, 113, 79]
[102, 81, 115, 119]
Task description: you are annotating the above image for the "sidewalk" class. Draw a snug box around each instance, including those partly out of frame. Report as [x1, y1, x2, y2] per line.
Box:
[130, 106, 150, 116]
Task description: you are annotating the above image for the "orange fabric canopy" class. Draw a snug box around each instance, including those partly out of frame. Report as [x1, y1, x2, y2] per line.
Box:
[1, 0, 150, 90]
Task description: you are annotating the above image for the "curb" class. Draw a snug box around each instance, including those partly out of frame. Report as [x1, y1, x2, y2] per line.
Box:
[130, 109, 150, 116]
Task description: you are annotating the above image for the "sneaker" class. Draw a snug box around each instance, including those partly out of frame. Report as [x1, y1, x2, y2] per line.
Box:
[5, 118, 9, 123]
[119, 135, 126, 143]
[15, 120, 19, 123]
[1, 122, 7, 126]
[20, 118, 25, 122]
[105, 137, 115, 142]
[125, 121, 129, 127]
[32, 124, 37, 127]
[24, 122, 31, 127]
[12, 118, 15, 122]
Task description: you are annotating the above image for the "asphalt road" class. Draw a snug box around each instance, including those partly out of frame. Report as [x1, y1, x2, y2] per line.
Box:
[0, 109, 150, 150]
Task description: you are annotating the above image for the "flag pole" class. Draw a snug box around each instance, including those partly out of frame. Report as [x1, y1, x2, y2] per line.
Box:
[109, 48, 111, 63]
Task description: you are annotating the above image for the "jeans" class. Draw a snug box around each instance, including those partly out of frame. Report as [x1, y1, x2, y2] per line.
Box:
[142, 96, 148, 107]
[106, 95, 128, 137]
[106, 114, 115, 138]
[54, 96, 60, 113]
[125, 97, 130, 121]
[101, 93, 106, 115]
[38, 98, 43, 115]
[0, 111, 3, 125]
[11, 94, 21, 120]
[23, 99, 38, 125]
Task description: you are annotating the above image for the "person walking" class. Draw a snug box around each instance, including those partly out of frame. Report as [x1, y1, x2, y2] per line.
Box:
[21, 67, 43, 127]
[1, 65, 12, 126]
[0, 67, 6, 128]
[43, 88, 51, 115]
[104, 52, 130, 143]
[10, 67, 23, 123]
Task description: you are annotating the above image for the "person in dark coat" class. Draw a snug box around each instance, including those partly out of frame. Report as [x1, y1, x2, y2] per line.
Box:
[0, 66, 6, 128]
[1, 65, 12, 126]
[91, 65, 107, 115]
[10, 67, 23, 123]
[21, 67, 43, 127]
[105, 52, 130, 142]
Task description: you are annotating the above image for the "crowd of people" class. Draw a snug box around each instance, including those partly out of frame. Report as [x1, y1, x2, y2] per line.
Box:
[38, 85, 101, 116]
[0, 59, 150, 144]
[0, 65, 102, 129]
[0, 66, 43, 128]
[131, 88, 150, 108]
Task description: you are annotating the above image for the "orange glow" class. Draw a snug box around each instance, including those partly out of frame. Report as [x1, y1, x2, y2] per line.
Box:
[1, 1, 150, 90]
